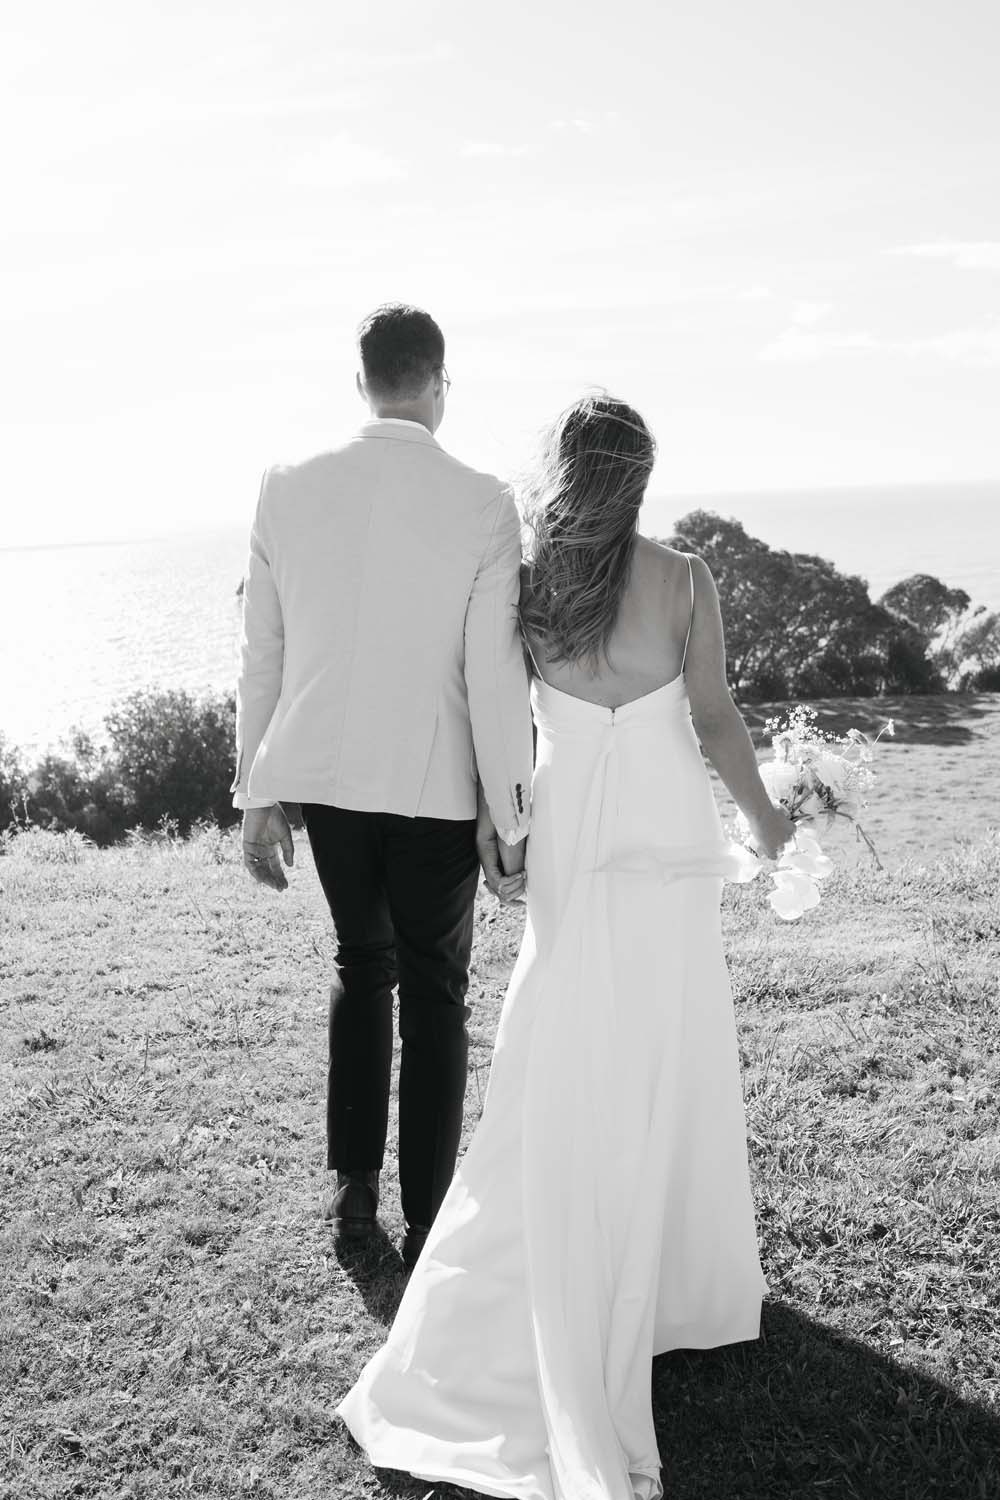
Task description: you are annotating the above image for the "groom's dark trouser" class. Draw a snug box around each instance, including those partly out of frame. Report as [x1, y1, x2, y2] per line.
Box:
[300, 803, 480, 1231]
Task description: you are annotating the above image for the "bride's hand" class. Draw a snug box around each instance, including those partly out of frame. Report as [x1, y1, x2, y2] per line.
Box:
[748, 804, 796, 861]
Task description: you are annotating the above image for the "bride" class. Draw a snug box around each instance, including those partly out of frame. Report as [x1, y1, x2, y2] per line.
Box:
[337, 393, 794, 1500]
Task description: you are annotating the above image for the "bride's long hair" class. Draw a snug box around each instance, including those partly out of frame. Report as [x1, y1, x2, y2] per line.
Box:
[519, 391, 656, 669]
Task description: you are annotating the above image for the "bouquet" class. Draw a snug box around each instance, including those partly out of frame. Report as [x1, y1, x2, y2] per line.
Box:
[735, 705, 894, 920]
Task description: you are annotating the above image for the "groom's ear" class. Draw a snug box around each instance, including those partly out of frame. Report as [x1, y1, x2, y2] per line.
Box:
[355, 371, 367, 403]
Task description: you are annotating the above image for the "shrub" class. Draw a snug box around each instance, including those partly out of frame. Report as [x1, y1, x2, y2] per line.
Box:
[23, 731, 129, 845]
[0, 732, 27, 832]
[104, 688, 241, 835]
[7, 690, 283, 846]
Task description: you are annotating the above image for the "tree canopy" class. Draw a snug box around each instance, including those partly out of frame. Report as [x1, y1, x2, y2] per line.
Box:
[878, 573, 998, 688]
[662, 510, 949, 699]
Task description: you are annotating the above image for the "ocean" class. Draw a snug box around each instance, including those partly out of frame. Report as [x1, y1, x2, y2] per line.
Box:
[1, 482, 996, 759]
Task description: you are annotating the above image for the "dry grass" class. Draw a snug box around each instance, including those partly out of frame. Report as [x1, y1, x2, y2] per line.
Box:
[2, 693, 998, 1500]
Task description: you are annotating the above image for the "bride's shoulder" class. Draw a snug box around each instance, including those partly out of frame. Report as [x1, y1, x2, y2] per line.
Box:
[634, 534, 692, 575]
[634, 537, 718, 612]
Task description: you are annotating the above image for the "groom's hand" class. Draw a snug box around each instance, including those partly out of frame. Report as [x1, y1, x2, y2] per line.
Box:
[242, 804, 295, 891]
[476, 817, 526, 904]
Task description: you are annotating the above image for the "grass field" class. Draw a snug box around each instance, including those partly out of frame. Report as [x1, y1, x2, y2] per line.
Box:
[728, 692, 1000, 868]
[2, 695, 998, 1499]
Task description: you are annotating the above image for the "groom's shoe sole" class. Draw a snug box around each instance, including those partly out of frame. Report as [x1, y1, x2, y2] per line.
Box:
[331, 1215, 377, 1242]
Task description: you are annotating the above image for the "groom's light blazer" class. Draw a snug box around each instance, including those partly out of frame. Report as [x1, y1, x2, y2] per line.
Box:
[230, 418, 534, 843]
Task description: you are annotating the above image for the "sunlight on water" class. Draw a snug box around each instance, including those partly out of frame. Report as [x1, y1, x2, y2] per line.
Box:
[0, 527, 248, 758]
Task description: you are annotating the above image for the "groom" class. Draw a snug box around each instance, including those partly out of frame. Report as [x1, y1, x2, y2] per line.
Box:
[231, 303, 534, 1267]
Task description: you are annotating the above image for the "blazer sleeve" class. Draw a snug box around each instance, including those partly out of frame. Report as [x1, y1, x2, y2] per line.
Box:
[464, 486, 534, 843]
[230, 470, 284, 810]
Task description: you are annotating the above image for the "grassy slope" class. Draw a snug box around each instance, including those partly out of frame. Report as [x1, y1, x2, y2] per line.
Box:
[1, 696, 998, 1500]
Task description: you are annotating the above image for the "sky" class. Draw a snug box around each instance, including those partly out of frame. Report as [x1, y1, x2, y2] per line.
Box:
[2, 0, 999, 548]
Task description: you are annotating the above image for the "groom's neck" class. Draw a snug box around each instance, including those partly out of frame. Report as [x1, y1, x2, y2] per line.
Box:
[367, 397, 437, 434]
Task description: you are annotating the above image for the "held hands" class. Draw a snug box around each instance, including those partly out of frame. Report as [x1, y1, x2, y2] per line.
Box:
[479, 828, 527, 904]
[242, 803, 295, 891]
[475, 788, 526, 904]
[748, 803, 797, 862]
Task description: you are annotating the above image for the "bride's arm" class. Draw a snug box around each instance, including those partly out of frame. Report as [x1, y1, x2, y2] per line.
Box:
[684, 557, 794, 859]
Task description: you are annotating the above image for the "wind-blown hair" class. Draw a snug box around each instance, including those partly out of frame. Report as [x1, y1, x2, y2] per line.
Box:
[519, 392, 656, 668]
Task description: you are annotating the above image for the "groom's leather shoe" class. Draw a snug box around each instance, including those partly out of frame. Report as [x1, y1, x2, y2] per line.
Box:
[401, 1223, 430, 1270]
[325, 1170, 379, 1241]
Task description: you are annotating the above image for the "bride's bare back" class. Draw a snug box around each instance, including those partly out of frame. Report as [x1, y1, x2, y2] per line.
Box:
[519, 531, 794, 860]
[522, 535, 694, 710]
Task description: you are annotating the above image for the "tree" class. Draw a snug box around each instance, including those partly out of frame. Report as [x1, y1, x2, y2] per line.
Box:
[0, 732, 26, 832]
[879, 574, 971, 644]
[950, 611, 1000, 689]
[663, 510, 935, 699]
[879, 574, 995, 688]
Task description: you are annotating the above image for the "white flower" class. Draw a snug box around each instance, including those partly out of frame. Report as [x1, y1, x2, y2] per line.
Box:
[780, 832, 834, 880]
[816, 751, 846, 790]
[768, 869, 821, 920]
[760, 761, 799, 802]
[725, 841, 764, 884]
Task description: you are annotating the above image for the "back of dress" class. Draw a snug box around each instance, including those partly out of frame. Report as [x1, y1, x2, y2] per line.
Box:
[522, 551, 742, 937]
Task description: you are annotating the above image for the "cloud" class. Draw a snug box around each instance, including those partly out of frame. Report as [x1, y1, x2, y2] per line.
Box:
[461, 141, 535, 159]
[760, 302, 876, 360]
[760, 312, 1000, 367]
[0, 238, 334, 320]
[907, 322, 1000, 366]
[759, 326, 880, 362]
[287, 136, 403, 190]
[333, 41, 457, 72]
[791, 300, 834, 327]
[890, 241, 1000, 271]
[549, 112, 620, 134]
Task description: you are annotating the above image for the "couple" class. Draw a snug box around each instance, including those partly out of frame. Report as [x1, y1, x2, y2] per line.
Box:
[231, 303, 793, 1500]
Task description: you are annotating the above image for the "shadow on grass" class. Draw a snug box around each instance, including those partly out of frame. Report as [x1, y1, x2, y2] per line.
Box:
[653, 1299, 999, 1499]
[741, 692, 997, 747]
[347, 1299, 998, 1500]
[334, 1225, 409, 1327]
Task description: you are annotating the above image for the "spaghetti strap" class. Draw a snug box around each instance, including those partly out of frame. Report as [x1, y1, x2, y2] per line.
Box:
[680, 553, 695, 675]
[521, 623, 544, 681]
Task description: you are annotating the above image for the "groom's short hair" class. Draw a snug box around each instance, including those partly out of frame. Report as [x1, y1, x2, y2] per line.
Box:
[357, 303, 445, 399]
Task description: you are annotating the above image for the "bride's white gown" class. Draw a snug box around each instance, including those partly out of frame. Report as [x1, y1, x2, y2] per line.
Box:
[338, 662, 769, 1500]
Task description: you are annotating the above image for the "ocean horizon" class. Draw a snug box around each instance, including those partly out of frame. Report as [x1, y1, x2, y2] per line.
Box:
[2, 480, 997, 759]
